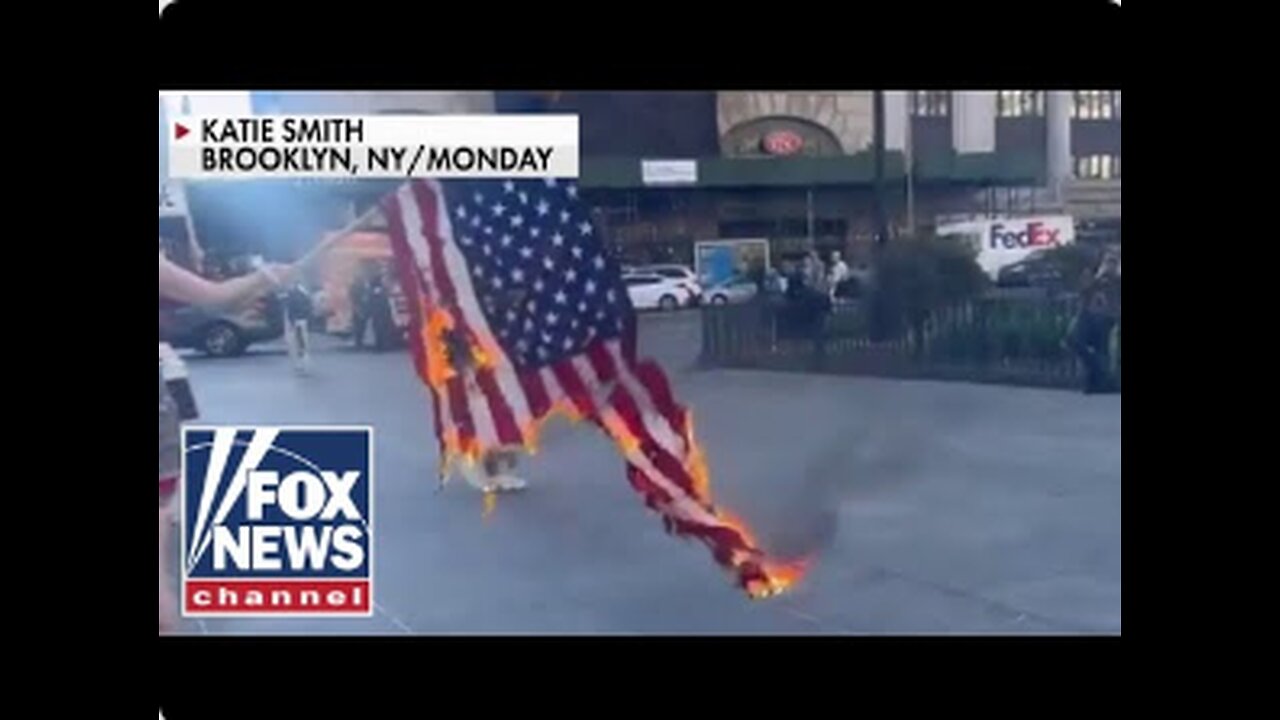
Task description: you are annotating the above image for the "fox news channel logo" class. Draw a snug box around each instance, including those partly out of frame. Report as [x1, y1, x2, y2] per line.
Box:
[181, 426, 373, 617]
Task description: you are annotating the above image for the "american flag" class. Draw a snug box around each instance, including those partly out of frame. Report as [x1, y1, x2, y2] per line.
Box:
[382, 178, 802, 598]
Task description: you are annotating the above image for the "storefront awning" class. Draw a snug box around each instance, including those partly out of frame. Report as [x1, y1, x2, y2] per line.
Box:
[581, 151, 1044, 190]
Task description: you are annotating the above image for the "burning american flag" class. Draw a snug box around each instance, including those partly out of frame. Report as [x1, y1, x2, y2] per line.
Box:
[381, 178, 804, 598]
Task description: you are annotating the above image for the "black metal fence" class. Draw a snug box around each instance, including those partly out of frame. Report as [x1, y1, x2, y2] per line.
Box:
[701, 294, 1119, 390]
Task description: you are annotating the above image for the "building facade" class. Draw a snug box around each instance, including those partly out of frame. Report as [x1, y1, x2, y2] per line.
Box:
[159, 90, 1121, 264]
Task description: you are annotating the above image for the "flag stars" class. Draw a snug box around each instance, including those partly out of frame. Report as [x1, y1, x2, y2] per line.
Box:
[584, 280, 597, 295]
[560, 210, 571, 224]
[606, 289, 617, 304]
[551, 232, 565, 247]
[536, 200, 551, 217]
[473, 192, 485, 205]
[566, 184, 578, 199]
[510, 214, 525, 228]
[554, 290, 569, 305]
[491, 202, 507, 217]
[564, 268, 578, 283]
[491, 276, 504, 289]
[518, 191, 529, 205]
[571, 246, 585, 260]
[543, 257, 556, 271]
[456, 205, 468, 219]
[578, 221, 593, 236]
[533, 279, 545, 292]
[511, 268, 525, 283]
[519, 246, 534, 259]
[503, 180, 516, 193]
[501, 234, 514, 247]
[546, 312, 559, 326]
[593, 255, 605, 270]
[563, 337, 574, 351]
[530, 227, 541, 239]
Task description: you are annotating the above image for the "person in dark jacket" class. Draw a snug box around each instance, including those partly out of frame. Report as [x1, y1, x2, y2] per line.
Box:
[1071, 251, 1121, 394]
[283, 284, 314, 374]
[349, 262, 377, 349]
[368, 265, 396, 351]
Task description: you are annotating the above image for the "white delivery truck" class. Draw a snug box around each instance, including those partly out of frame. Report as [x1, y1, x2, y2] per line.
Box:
[936, 215, 1076, 280]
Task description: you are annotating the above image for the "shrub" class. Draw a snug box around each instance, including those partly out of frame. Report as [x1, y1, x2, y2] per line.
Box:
[867, 235, 988, 341]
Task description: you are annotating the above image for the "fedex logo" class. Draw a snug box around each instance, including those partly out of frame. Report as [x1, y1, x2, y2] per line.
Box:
[990, 221, 1062, 250]
[181, 426, 373, 617]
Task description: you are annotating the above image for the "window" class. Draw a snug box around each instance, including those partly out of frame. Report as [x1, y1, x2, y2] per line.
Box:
[997, 91, 1044, 117]
[1074, 154, 1122, 179]
[625, 276, 661, 287]
[1072, 91, 1119, 119]
[910, 91, 951, 117]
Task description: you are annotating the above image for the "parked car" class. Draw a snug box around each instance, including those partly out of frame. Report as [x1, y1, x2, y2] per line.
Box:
[996, 249, 1064, 289]
[624, 274, 697, 311]
[706, 276, 759, 305]
[627, 264, 702, 305]
[159, 295, 284, 357]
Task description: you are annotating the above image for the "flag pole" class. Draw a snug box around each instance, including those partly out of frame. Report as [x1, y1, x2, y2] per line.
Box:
[296, 201, 385, 268]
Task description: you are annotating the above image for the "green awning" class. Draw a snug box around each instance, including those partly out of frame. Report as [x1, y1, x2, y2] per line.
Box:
[581, 150, 1043, 189]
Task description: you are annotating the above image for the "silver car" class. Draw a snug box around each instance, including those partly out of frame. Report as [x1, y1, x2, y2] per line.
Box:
[705, 277, 758, 305]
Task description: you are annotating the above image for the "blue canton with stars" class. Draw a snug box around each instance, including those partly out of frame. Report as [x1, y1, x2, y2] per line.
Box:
[440, 179, 633, 369]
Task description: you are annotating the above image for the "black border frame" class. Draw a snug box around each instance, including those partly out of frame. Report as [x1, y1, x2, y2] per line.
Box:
[157, 3, 1125, 716]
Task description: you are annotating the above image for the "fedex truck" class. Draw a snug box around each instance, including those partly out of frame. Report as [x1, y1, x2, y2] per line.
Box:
[936, 215, 1076, 279]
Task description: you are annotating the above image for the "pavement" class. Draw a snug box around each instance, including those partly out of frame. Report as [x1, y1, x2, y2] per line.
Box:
[167, 311, 1121, 634]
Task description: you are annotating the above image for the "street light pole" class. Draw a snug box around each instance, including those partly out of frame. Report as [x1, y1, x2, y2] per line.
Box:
[905, 96, 916, 238]
[872, 90, 888, 246]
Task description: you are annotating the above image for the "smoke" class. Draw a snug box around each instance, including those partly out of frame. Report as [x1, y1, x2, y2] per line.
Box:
[759, 387, 980, 561]
[187, 181, 344, 261]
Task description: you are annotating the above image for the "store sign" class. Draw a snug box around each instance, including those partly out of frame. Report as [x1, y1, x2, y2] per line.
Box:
[762, 130, 804, 156]
[641, 159, 698, 186]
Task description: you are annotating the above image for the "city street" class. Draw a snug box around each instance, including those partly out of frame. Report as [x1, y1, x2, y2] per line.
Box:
[171, 311, 1121, 634]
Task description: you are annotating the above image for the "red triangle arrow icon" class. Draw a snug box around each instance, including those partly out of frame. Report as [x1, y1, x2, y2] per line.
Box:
[175, 123, 190, 140]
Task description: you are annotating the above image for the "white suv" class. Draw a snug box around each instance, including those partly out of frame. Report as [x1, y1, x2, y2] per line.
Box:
[629, 264, 702, 305]
[624, 274, 697, 311]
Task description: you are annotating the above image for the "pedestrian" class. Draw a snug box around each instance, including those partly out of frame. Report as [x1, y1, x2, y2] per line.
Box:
[158, 247, 297, 633]
[349, 262, 375, 349]
[828, 250, 850, 300]
[283, 283, 314, 375]
[1069, 250, 1121, 394]
[369, 265, 396, 351]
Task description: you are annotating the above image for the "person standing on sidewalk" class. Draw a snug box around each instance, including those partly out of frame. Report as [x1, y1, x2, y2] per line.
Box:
[1071, 250, 1121, 394]
[283, 282, 314, 375]
[349, 262, 376, 350]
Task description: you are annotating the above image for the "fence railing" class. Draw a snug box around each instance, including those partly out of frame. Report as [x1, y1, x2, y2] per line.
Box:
[700, 294, 1111, 390]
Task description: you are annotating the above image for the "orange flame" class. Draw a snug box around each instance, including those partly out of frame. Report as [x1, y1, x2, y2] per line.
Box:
[598, 408, 811, 599]
[745, 559, 810, 599]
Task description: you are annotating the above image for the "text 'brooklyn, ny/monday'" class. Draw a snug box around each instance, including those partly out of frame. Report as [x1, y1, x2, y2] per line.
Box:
[200, 145, 557, 176]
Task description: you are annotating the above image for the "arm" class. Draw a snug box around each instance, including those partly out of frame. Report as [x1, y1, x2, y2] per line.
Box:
[159, 252, 289, 309]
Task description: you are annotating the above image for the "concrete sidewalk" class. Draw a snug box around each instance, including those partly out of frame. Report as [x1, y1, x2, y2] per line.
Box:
[171, 330, 1120, 635]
